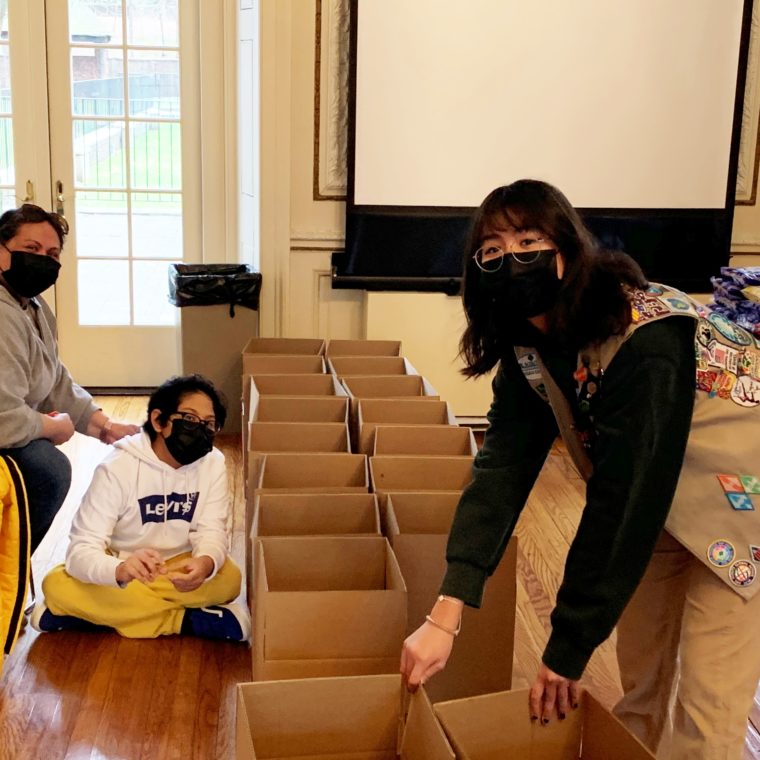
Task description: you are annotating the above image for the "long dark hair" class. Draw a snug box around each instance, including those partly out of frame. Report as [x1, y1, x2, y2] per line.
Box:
[0, 204, 68, 248]
[460, 180, 648, 376]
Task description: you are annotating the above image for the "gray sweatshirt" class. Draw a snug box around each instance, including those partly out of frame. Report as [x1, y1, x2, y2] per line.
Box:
[0, 285, 98, 449]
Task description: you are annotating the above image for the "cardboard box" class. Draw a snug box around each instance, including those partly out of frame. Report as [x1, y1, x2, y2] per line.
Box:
[328, 356, 417, 377]
[235, 675, 454, 760]
[385, 492, 516, 702]
[241, 354, 325, 376]
[252, 492, 380, 538]
[369, 457, 473, 503]
[248, 422, 350, 454]
[433, 688, 656, 759]
[325, 338, 403, 357]
[242, 337, 325, 355]
[253, 537, 406, 680]
[357, 399, 458, 454]
[342, 374, 439, 400]
[250, 452, 369, 495]
[247, 492, 380, 610]
[251, 395, 348, 424]
[374, 425, 477, 456]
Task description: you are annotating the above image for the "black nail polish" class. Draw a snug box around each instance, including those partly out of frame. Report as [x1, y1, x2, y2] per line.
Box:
[530, 715, 538, 722]
[572, 703, 579, 710]
[559, 712, 566, 720]
[542, 717, 549, 725]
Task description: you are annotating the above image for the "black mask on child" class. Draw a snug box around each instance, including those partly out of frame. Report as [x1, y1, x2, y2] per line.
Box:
[1, 250, 61, 298]
[479, 251, 561, 319]
[164, 419, 214, 466]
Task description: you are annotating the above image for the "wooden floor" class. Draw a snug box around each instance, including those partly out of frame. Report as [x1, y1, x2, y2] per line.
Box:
[0, 398, 622, 760]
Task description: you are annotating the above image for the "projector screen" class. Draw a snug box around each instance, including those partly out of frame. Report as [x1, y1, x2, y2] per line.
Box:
[336, 0, 752, 293]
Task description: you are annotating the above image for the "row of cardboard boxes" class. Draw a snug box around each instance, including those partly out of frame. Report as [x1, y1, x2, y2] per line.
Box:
[236, 338, 655, 758]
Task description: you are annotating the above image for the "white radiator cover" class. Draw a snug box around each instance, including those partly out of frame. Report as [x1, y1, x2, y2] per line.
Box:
[365, 292, 494, 419]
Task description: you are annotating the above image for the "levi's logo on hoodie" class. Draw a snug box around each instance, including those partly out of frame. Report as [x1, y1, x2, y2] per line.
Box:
[138, 492, 200, 524]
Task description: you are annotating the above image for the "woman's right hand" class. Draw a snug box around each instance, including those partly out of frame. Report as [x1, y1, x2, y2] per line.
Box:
[41, 411, 75, 445]
[400, 620, 456, 692]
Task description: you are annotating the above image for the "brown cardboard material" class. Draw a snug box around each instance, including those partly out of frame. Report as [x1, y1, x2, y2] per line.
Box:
[341, 374, 439, 400]
[235, 675, 454, 760]
[241, 354, 325, 376]
[252, 492, 380, 538]
[251, 395, 348, 424]
[328, 356, 417, 377]
[374, 425, 477, 456]
[326, 338, 403, 357]
[250, 452, 369, 495]
[433, 688, 656, 759]
[369, 456, 474, 502]
[253, 537, 406, 680]
[242, 337, 325, 355]
[248, 422, 350, 454]
[357, 399, 458, 454]
[385, 492, 516, 703]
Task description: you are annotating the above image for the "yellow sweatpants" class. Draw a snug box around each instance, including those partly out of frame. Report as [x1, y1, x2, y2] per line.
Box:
[613, 531, 760, 760]
[41, 553, 242, 639]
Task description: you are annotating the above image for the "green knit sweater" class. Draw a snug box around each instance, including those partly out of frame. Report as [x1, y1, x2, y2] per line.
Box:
[440, 316, 697, 679]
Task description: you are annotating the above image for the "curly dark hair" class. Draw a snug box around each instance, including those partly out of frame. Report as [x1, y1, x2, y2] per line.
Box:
[0, 204, 68, 248]
[143, 374, 228, 440]
[460, 180, 648, 376]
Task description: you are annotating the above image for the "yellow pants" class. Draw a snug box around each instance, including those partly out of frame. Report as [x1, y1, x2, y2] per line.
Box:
[613, 531, 760, 760]
[41, 553, 242, 639]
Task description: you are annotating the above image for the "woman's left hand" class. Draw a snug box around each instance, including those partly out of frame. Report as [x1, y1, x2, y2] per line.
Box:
[529, 663, 580, 724]
[103, 420, 141, 444]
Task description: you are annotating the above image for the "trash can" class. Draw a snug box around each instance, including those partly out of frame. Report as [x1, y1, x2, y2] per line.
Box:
[169, 264, 262, 434]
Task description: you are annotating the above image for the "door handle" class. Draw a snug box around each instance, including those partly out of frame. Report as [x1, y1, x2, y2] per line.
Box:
[54, 180, 69, 233]
[23, 180, 34, 203]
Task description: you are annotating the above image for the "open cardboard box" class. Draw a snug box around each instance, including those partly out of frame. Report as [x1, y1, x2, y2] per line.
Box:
[242, 354, 325, 377]
[235, 675, 454, 760]
[250, 395, 348, 424]
[357, 399, 458, 454]
[252, 536, 406, 680]
[247, 492, 380, 610]
[328, 356, 418, 377]
[433, 688, 655, 760]
[374, 425, 477, 457]
[385, 492, 516, 702]
[248, 421, 350, 455]
[325, 338, 402, 357]
[242, 337, 325, 356]
[369, 456, 473, 508]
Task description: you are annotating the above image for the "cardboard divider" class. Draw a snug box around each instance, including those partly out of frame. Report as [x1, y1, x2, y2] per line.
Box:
[433, 688, 655, 759]
[235, 675, 454, 759]
[373, 425, 477, 456]
[328, 356, 417, 377]
[341, 374, 439, 400]
[357, 399, 458, 454]
[251, 395, 348, 424]
[326, 338, 402, 357]
[252, 537, 407, 680]
[242, 337, 325, 355]
[241, 354, 325, 376]
[385, 492, 516, 703]
[250, 452, 369, 495]
[369, 456, 473, 506]
[248, 421, 350, 454]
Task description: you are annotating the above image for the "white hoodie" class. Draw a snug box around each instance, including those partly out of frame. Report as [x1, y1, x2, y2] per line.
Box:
[65, 431, 230, 587]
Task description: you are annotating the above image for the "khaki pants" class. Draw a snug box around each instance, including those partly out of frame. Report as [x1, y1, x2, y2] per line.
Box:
[42, 553, 242, 638]
[614, 531, 760, 760]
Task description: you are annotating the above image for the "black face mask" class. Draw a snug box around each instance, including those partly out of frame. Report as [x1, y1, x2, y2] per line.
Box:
[479, 251, 561, 319]
[1, 250, 61, 298]
[164, 418, 214, 466]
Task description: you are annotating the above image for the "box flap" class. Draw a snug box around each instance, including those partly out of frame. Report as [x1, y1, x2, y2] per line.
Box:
[257, 452, 368, 490]
[385, 493, 461, 534]
[252, 396, 348, 424]
[370, 456, 473, 493]
[326, 339, 402, 357]
[580, 694, 656, 759]
[248, 422, 349, 454]
[328, 356, 411, 376]
[251, 373, 340, 396]
[374, 426, 476, 456]
[400, 689, 456, 760]
[242, 337, 325, 355]
[242, 354, 325, 375]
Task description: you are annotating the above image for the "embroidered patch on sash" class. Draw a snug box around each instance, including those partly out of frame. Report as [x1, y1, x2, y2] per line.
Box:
[707, 540, 735, 567]
[750, 545, 760, 563]
[697, 321, 715, 347]
[663, 297, 690, 311]
[740, 476, 760, 494]
[708, 312, 753, 346]
[726, 492, 755, 511]
[631, 292, 671, 322]
[730, 375, 760, 407]
[517, 352, 542, 381]
[718, 474, 745, 492]
[728, 559, 756, 587]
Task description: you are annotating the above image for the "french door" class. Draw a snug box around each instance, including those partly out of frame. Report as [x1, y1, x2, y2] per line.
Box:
[4, 0, 204, 386]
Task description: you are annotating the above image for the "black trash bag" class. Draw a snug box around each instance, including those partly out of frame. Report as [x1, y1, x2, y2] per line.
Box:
[168, 263, 262, 317]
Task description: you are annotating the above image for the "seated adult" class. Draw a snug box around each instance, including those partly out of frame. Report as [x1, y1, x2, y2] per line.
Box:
[31, 374, 249, 642]
[0, 203, 139, 552]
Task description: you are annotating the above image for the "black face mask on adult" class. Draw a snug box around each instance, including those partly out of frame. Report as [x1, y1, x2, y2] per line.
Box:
[164, 418, 215, 466]
[479, 251, 561, 319]
[1, 250, 61, 299]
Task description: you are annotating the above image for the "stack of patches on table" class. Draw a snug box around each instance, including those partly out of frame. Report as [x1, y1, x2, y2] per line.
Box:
[709, 267, 760, 337]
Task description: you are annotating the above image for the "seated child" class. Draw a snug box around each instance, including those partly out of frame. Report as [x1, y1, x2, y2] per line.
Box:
[31, 374, 250, 642]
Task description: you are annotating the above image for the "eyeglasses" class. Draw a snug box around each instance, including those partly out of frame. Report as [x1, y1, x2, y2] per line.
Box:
[169, 412, 220, 434]
[472, 244, 557, 273]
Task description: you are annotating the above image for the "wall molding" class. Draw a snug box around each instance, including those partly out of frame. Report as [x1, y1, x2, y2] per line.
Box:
[313, 0, 349, 200]
[737, 0, 760, 205]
